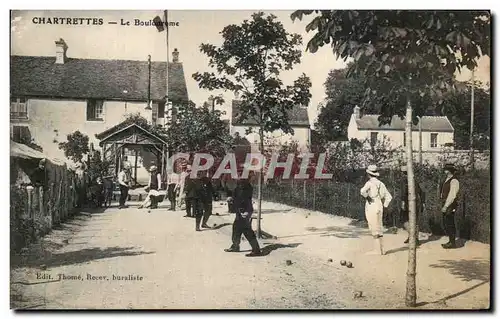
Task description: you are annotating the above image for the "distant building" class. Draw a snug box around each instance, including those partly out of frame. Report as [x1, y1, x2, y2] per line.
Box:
[10, 39, 189, 178]
[229, 100, 311, 150]
[347, 106, 454, 150]
[10, 38, 189, 183]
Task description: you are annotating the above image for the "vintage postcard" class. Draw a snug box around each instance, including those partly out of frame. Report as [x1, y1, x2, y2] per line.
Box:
[9, 10, 491, 310]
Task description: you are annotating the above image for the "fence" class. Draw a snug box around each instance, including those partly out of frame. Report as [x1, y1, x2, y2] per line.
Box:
[10, 159, 86, 253]
[261, 167, 491, 244]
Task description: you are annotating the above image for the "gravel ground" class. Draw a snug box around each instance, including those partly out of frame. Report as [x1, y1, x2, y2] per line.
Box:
[10, 200, 490, 310]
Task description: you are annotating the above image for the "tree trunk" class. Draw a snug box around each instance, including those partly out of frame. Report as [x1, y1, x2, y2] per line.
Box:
[256, 128, 264, 238]
[405, 95, 418, 307]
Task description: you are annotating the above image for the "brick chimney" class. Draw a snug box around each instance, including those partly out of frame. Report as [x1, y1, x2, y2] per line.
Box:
[172, 48, 179, 63]
[353, 105, 361, 119]
[55, 38, 68, 64]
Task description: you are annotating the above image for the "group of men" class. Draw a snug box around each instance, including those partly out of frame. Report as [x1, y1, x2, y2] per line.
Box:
[132, 162, 262, 257]
[360, 163, 461, 255]
[112, 159, 461, 257]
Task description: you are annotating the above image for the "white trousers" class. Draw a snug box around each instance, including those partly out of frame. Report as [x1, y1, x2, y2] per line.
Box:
[365, 200, 383, 237]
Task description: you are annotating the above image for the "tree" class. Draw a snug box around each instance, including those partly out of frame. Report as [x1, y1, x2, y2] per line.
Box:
[292, 10, 490, 307]
[193, 12, 312, 237]
[59, 131, 90, 163]
[440, 83, 490, 150]
[316, 64, 374, 140]
[164, 102, 233, 158]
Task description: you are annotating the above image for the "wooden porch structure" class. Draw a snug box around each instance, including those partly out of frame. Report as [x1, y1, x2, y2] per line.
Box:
[96, 123, 169, 185]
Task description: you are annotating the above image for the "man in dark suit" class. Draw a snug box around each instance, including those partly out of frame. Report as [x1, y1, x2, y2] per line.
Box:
[200, 176, 215, 229]
[440, 163, 460, 249]
[224, 169, 262, 257]
[400, 166, 425, 245]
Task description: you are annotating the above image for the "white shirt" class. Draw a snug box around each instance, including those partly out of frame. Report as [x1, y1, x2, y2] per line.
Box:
[118, 170, 129, 187]
[360, 177, 393, 208]
[443, 177, 460, 208]
[168, 172, 180, 185]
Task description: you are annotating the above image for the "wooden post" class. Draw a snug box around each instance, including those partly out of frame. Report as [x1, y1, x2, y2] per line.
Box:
[114, 143, 119, 176]
[27, 187, 33, 220]
[134, 149, 139, 185]
[470, 69, 475, 169]
[303, 179, 307, 207]
[313, 180, 316, 211]
[102, 143, 107, 162]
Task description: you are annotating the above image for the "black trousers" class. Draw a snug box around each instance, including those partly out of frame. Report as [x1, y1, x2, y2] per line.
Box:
[119, 185, 129, 207]
[202, 202, 212, 224]
[230, 216, 260, 252]
[167, 184, 176, 209]
[442, 210, 456, 243]
[186, 197, 195, 216]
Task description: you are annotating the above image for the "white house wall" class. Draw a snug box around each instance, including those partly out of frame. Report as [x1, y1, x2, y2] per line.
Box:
[231, 125, 310, 148]
[14, 98, 153, 160]
[348, 122, 454, 151]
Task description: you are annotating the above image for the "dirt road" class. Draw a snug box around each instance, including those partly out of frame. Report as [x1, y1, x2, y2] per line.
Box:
[10, 200, 490, 309]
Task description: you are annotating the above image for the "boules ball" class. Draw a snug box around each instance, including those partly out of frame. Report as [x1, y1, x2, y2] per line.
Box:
[340, 260, 347, 266]
[346, 261, 353, 268]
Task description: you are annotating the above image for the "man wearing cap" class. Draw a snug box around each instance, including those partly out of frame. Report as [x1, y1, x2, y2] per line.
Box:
[139, 165, 162, 210]
[440, 163, 460, 249]
[400, 166, 425, 245]
[224, 167, 262, 257]
[118, 162, 131, 209]
[360, 164, 393, 255]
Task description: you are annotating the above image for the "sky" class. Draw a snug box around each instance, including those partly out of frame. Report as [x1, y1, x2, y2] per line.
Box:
[10, 10, 490, 127]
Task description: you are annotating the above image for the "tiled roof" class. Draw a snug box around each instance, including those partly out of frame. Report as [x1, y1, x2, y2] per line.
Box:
[355, 115, 454, 132]
[231, 100, 309, 127]
[10, 55, 189, 102]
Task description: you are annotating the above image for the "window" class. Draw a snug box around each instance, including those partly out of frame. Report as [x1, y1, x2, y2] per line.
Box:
[10, 97, 28, 119]
[430, 133, 438, 148]
[370, 132, 378, 146]
[86, 100, 104, 121]
[12, 125, 31, 143]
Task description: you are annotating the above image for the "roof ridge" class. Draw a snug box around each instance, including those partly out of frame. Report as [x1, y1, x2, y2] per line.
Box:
[11, 54, 182, 64]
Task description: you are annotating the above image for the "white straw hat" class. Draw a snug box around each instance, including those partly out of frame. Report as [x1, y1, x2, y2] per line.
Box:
[366, 164, 380, 177]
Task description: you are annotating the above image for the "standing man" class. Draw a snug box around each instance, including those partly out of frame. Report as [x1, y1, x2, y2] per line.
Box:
[167, 168, 180, 211]
[224, 170, 262, 257]
[178, 164, 190, 210]
[400, 166, 425, 245]
[118, 162, 131, 209]
[200, 176, 215, 229]
[440, 163, 460, 249]
[184, 172, 204, 231]
[360, 165, 393, 255]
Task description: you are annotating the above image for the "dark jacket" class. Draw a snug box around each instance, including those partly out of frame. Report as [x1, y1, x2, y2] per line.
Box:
[184, 177, 202, 199]
[400, 177, 425, 210]
[200, 177, 215, 203]
[233, 180, 254, 218]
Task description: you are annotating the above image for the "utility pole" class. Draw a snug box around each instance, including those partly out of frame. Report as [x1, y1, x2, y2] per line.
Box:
[164, 10, 170, 126]
[470, 69, 475, 169]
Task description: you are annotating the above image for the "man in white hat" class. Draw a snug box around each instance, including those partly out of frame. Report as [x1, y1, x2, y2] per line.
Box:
[360, 164, 393, 255]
